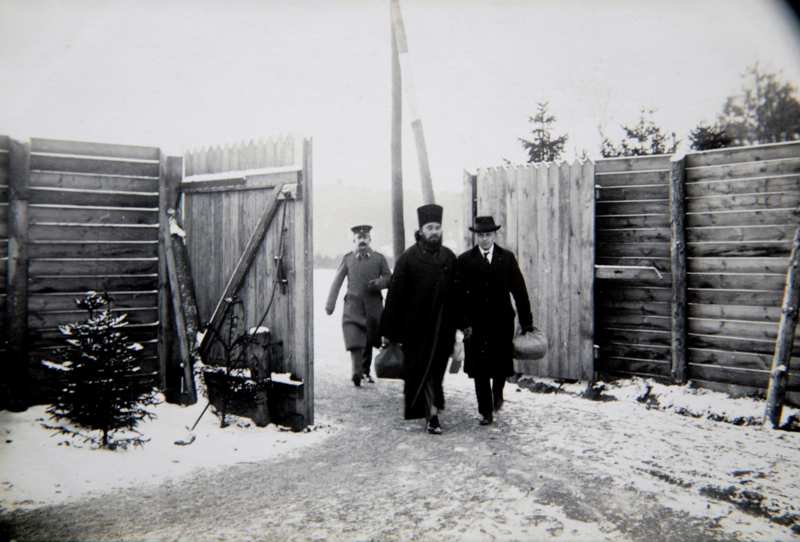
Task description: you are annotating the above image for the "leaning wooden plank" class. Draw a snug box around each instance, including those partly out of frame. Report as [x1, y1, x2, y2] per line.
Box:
[30, 172, 160, 193]
[30, 155, 159, 178]
[595, 155, 671, 174]
[199, 183, 287, 356]
[686, 175, 800, 198]
[31, 138, 160, 161]
[29, 224, 159, 242]
[29, 187, 158, 208]
[29, 204, 158, 225]
[686, 157, 800, 181]
[28, 241, 159, 259]
[765, 225, 800, 426]
[686, 141, 800, 168]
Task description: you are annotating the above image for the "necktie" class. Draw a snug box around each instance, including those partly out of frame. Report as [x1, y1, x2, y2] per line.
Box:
[483, 251, 490, 262]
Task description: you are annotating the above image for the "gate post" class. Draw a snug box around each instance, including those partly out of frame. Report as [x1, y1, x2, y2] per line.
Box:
[669, 153, 688, 384]
[5, 138, 31, 410]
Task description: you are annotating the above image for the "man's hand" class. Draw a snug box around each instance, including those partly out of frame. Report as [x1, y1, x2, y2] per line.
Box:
[462, 326, 473, 340]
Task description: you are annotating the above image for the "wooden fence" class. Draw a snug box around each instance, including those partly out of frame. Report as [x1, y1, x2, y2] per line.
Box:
[182, 137, 314, 427]
[595, 141, 800, 398]
[463, 162, 595, 380]
[2, 137, 162, 404]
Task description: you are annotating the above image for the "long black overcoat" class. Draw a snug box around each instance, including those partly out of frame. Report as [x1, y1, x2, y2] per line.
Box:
[456, 244, 533, 379]
[380, 242, 458, 419]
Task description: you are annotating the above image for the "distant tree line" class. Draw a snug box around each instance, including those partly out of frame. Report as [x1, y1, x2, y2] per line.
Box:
[517, 63, 800, 161]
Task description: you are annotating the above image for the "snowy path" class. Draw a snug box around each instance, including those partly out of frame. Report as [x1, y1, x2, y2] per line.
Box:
[2, 268, 799, 540]
[3, 358, 799, 541]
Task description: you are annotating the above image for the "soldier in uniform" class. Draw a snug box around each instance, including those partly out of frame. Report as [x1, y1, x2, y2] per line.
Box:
[325, 225, 392, 387]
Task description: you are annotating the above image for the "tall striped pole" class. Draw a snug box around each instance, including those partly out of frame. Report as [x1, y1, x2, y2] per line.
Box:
[391, 0, 435, 205]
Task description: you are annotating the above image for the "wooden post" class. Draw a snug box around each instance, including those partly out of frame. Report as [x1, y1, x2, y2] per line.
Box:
[5, 139, 30, 410]
[158, 152, 175, 396]
[462, 170, 477, 251]
[391, 13, 405, 261]
[391, 0, 435, 204]
[669, 154, 688, 384]
[765, 225, 800, 428]
[162, 156, 196, 404]
[302, 138, 314, 426]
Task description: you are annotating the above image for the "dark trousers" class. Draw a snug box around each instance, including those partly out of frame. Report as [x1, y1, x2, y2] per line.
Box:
[474, 376, 505, 419]
[350, 347, 374, 376]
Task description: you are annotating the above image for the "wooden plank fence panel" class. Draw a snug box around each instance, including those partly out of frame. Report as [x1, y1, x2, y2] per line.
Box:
[686, 141, 800, 167]
[29, 187, 158, 208]
[686, 157, 800, 181]
[686, 175, 800, 197]
[30, 138, 160, 161]
[30, 224, 159, 242]
[596, 155, 671, 174]
[30, 205, 158, 225]
[30, 172, 160, 193]
[30, 155, 159, 178]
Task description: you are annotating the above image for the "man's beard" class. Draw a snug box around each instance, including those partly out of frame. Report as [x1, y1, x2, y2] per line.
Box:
[420, 234, 442, 251]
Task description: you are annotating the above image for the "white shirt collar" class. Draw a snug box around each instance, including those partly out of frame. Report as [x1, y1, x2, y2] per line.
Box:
[481, 244, 495, 261]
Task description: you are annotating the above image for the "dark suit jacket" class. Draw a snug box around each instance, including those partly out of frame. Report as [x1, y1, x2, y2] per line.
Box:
[456, 244, 533, 378]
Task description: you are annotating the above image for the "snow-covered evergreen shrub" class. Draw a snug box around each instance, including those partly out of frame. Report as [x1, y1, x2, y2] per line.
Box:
[44, 292, 158, 449]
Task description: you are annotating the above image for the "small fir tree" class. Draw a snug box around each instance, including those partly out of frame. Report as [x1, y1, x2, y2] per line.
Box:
[600, 108, 679, 157]
[519, 102, 568, 163]
[45, 292, 157, 449]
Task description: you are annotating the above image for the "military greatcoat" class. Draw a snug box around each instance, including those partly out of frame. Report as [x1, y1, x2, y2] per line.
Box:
[325, 249, 391, 351]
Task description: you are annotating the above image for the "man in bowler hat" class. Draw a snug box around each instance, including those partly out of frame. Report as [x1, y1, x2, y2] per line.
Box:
[381, 204, 459, 434]
[326, 225, 392, 386]
[457, 216, 533, 425]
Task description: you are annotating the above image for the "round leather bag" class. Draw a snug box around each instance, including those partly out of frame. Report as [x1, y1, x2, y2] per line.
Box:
[513, 328, 548, 360]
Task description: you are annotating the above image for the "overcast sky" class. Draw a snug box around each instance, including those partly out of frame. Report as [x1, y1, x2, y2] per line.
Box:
[1, 0, 799, 194]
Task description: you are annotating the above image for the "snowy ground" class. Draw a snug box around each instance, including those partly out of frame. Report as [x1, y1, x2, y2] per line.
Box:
[1, 268, 799, 541]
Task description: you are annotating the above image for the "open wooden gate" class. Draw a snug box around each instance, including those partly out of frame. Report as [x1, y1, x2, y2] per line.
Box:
[181, 137, 314, 428]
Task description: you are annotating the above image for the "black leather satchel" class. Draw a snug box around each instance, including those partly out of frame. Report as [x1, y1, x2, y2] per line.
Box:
[375, 343, 404, 379]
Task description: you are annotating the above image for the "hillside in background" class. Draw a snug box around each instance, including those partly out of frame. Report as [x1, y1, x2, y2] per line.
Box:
[313, 183, 466, 266]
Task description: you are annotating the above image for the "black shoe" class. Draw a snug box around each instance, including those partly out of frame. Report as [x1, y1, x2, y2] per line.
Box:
[352, 374, 361, 387]
[363, 373, 375, 383]
[427, 415, 442, 435]
[479, 416, 493, 426]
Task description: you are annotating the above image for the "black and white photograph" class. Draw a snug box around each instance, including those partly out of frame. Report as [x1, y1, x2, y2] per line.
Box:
[1, 1, 800, 540]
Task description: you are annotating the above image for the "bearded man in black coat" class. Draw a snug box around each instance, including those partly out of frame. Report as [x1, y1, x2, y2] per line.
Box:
[380, 204, 459, 435]
[457, 216, 533, 425]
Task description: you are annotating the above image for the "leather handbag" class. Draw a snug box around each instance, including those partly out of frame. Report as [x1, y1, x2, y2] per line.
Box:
[375, 343, 405, 379]
[512, 328, 548, 374]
